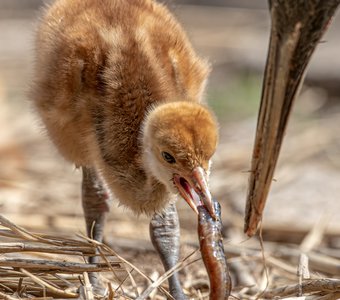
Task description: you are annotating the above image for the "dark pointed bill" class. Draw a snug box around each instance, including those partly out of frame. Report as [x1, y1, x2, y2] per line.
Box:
[244, 0, 340, 237]
[174, 166, 216, 219]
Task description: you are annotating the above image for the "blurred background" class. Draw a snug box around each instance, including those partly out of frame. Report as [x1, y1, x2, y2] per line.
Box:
[1, 0, 340, 295]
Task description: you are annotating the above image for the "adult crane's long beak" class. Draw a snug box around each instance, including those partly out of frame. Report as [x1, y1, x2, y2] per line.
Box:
[244, 0, 339, 237]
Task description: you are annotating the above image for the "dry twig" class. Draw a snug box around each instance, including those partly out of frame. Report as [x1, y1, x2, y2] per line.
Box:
[261, 278, 340, 299]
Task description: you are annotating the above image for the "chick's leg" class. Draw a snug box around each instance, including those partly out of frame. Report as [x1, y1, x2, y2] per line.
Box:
[82, 167, 110, 287]
[150, 203, 187, 300]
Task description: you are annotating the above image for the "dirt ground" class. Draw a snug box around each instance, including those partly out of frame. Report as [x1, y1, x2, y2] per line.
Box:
[2, 2, 340, 299]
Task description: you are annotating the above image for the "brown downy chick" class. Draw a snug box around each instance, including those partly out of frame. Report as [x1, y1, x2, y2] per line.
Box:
[33, 0, 218, 216]
[32, 0, 218, 297]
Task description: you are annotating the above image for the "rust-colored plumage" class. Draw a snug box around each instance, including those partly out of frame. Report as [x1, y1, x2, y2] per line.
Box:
[32, 0, 218, 297]
[32, 0, 218, 214]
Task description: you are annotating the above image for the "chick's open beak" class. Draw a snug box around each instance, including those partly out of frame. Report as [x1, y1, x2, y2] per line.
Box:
[173, 166, 216, 219]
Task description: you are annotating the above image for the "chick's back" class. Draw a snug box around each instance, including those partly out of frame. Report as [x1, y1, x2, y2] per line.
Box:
[32, 0, 209, 168]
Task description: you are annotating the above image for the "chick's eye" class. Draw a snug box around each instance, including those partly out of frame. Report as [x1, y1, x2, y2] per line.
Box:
[161, 151, 176, 164]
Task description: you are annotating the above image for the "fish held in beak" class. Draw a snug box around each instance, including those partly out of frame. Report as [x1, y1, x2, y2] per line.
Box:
[174, 166, 216, 219]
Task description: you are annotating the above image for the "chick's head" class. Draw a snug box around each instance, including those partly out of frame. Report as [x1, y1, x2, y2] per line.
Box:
[142, 101, 218, 217]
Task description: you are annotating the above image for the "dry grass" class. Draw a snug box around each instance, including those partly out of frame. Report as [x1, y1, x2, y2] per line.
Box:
[0, 215, 203, 299]
[2, 213, 340, 299]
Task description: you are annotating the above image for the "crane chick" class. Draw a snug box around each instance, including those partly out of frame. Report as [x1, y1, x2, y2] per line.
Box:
[32, 0, 218, 298]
